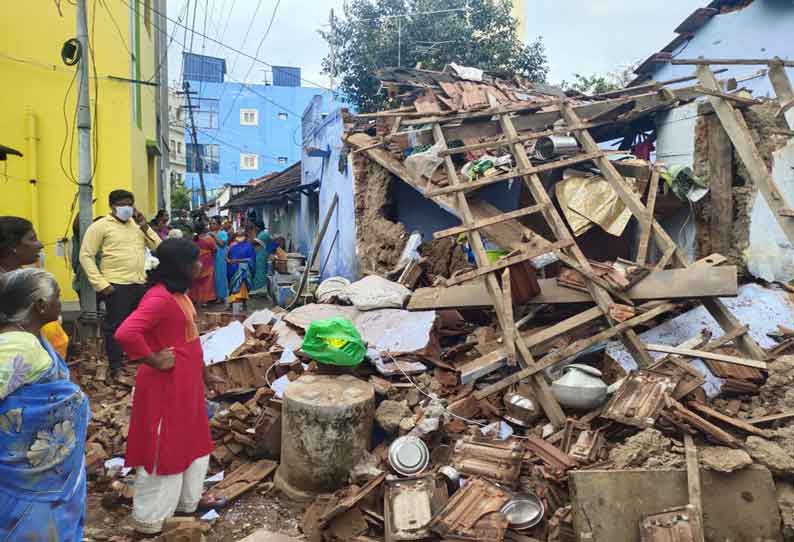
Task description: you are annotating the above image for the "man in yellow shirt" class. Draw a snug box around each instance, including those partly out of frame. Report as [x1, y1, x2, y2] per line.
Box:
[79, 190, 161, 377]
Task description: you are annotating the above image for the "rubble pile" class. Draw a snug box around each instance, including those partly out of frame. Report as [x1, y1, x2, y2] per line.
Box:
[78, 59, 794, 542]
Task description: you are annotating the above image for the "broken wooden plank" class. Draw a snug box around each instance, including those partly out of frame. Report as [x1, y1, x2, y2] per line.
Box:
[433, 203, 547, 240]
[693, 86, 762, 106]
[207, 459, 277, 504]
[447, 240, 573, 286]
[408, 266, 739, 310]
[747, 411, 794, 425]
[475, 303, 676, 400]
[684, 435, 704, 542]
[502, 268, 516, 366]
[432, 123, 566, 428]
[666, 399, 741, 448]
[643, 344, 768, 370]
[707, 116, 734, 256]
[636, 168, 660, 266]
[426, 151, 605, 197]
[686, 401, 767, 436]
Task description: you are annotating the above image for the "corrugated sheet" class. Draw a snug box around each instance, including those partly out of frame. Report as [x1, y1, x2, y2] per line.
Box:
[182, 52, 226, 83]
[272, 66, 300, 87]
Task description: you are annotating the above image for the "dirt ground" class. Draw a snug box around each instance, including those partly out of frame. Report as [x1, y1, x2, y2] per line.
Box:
[83, 483, 307, 541]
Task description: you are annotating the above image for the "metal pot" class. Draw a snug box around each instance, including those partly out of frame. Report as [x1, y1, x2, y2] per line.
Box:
[501, 493, 545, 529]
[502, 392, 541, 427]
[551, 363, 608, 410]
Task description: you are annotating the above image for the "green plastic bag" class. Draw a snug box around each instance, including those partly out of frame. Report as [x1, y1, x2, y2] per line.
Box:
[300, 318, 366, 366]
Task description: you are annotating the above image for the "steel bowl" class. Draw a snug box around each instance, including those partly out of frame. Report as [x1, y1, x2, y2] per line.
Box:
[388, 436, 429, 477]
[503, 392, 541, 427]
[501, 493, 545, 529]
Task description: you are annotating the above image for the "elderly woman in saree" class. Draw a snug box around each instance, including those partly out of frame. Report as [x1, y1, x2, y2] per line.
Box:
[226, 230, 255, 309]
[0, 269, 90, 541]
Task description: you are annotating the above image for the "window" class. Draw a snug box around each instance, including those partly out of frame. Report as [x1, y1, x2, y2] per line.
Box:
[195, 99, 219, 130]
[277, 156, 288, 165]
[177, 141, 183, 154]
[170, 139, 176, 158]
[277, 112, 288, 121]
[240, 153, 258, 170]
[186, 143, 220, 174]
[240, 109, 259, 126]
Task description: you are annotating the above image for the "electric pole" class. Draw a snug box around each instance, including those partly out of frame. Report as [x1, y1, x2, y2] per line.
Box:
[329, 9, 336, 91]
[76, 0, 97, 319]
[181, 81, 208, 207]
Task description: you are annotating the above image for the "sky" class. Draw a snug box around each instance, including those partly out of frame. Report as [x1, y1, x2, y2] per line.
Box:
[164, 0, 704, 90]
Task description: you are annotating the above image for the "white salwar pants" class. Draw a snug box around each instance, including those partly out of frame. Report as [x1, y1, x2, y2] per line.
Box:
[132, 454, 210, 534]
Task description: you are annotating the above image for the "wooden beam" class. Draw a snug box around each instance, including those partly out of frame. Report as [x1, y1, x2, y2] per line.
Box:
[747, 411, 794, 425]
[696, 64, 794, 245]
[643, 344, 768, 370]
[694, 86, 763, 106]
[769, 62, 794, 130]
[431, 123, 566, 428]
[499, 111, 654, 369]
[636, 168, 659, 265]
[683, 433, 706, 542]
[707, 116, 733, 256]
[447, 240, 572, 286]
[687, 401, 767, 436]
[408, 265, 739, 309]
[426, 151, 604, 197]
[502, 268, 516, 366]
[474, 303, 676, 400]
[672, 57, 794, 67]
[433, 203, 547, 240]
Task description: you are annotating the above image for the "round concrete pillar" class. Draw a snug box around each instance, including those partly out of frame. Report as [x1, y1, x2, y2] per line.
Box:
[274, 374, 374, 501]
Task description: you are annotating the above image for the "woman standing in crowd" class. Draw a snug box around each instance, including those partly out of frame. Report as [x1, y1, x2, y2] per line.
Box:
[0, 269, 90, 541]
[251, 221, 271, 293]
[114, 239, 213, 535]
[226, 229, 256, 309]
[150, 210, 171, 240]
[209, 217, 229, 303]
[0, 216, 69, 358]
[190, 221, 217, 307]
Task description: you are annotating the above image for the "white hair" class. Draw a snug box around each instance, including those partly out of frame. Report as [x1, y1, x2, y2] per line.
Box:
[0, 268, 59, 325]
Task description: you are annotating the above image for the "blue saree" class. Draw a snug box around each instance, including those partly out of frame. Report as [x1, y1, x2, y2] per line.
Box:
[227, 240, 255, 302]
[214, 230, 229, 302]
[0, 336, 90, 542]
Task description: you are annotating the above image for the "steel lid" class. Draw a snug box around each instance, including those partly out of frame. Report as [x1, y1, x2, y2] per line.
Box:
[388, 436, 429, 476]
[501, 493, 545, 529]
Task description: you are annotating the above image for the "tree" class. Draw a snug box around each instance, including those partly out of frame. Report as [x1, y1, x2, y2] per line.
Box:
[170, 175, 191, 211]
[321, 0, 548, 112]
[560, 62, 639, 96]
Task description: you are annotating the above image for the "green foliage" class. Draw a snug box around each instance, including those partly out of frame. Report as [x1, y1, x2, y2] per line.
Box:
[560, 63, 639, 96]
[170, 175, 191, 211]
[321, 0, 548, 112]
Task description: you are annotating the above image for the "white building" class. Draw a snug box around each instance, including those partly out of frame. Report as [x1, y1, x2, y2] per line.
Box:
[166, 87, 187, 211]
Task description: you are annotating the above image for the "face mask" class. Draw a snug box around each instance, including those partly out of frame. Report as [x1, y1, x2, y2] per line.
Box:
[115, 206, 134, 222]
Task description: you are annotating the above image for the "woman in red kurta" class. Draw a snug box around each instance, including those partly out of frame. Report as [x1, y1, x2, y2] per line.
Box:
[115, 238, 213, 535]
[190, 221, 217, 306]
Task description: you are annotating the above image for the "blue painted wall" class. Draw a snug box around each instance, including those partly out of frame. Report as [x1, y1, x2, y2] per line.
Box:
[645, 2, 794, 96]
[182, 60, 333, 195]
[300, 94, 357, 280]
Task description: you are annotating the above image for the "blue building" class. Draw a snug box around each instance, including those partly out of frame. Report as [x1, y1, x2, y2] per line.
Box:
[181, 52, 334, 198]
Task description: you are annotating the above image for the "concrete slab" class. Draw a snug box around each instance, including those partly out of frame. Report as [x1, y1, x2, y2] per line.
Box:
[569, 466, 780, 542]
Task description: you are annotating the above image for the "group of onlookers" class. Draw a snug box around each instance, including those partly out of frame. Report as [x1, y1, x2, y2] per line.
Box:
[0, 189, 272, 539]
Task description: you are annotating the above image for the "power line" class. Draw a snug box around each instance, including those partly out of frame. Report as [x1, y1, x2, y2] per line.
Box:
[222, 0, 281, 128]
[214, 0, 264, 117]
[119, 0, 334, 91]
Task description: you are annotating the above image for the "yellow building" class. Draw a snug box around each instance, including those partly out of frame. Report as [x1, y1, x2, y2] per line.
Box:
[0, 0, 166, 301]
